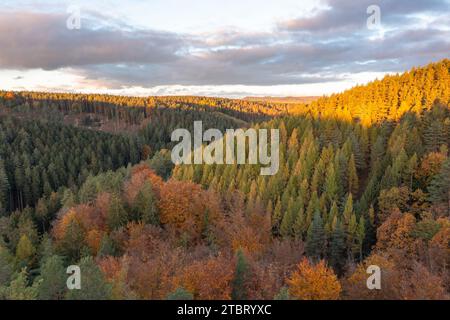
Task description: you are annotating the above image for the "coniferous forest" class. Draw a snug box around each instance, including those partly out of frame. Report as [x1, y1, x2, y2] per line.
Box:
[0, 59, 449, 300]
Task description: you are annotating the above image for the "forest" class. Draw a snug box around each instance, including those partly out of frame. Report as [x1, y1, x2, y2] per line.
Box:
[0, 59, 449, 300]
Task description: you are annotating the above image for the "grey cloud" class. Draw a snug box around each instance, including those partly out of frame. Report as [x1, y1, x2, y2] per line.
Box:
[278, 0, 449, 33]
[0, 0, 449, 88]
[0, 11, 185, 69]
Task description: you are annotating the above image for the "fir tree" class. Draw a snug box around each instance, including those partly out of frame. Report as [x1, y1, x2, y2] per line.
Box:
[306, 211, 325, 261]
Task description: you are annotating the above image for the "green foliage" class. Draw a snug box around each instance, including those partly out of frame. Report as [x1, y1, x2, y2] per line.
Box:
[231, 249, 250, 300]
[0, 268, 39, 300]
[65, 256, 111, 300]
[306, 211, 325, 260]
[133, 181, 159, 225]
[35, 255, 67, 300]
[166, 287, 194, 300]
[274, 286, 291, 300]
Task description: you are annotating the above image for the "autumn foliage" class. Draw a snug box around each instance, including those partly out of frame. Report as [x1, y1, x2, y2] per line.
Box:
[287, 258, 341, 300]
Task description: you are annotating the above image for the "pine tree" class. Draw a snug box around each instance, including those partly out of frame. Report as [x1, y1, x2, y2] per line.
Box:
[329, 220, 346, 275]
[347, 154, 359, 196]
[428, 158, 450, 215]
[306, 211, 325, 261]
[280, 198, 297, 238]
[231, 249, 249, 300]
[272, 198, 282, 235]
[0, 160, 10, 214]
[133, 181, 159, 225]
[356, 216, 366, 261]
[107, 195, 128, 230]
[324, 163, 338, 205]
[36, 255, 66, 300]
[167, 287, 194, 300]
[66, 256, 111, 300]
[343, 193, 354, 225]
[0, 246, 14, 287]
[1, 268, 39, 300]
[15, 235, 36, 268]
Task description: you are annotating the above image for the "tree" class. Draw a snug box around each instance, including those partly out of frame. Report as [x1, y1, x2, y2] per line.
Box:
[36, 255, 66, 300]
[231, 249, 250, 300]
[15, 234, 36, 268]
[347, 154, 359, 196]
[1, 268, 39, 300]
[54, 210, 87, 263]
[133, 181, 159, 225]
[356, 217, 366, 261]
[342, 193, 354, 225]
[428, 158, 450, 215]
[306, 211, 325, 260]
[287, 258, 341, 300]
[107, 195, 128, 230]
[274, 286, 291, 300]
[324, 163, 338, 205]
[0, 246, 14, 286]
[66, 256, 111, 300]
[166, 287, 194, 300]
[0, 160, 10, 214]
[173, 255, 233, 300]
[329, 220, 346, 274]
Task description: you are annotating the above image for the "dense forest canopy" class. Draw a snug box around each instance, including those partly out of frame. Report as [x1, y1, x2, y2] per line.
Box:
[0, 59, 449, 300]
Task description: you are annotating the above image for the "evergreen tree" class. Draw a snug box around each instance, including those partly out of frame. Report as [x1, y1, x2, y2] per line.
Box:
[133, 181, 159, 225]
[15, 235, 35, 268]
[66, 256, 111, 300]
[329, 220, 346, 275]
[347, 154, 359, 196]
[0, 160, 10, 214]
[36, 255, 66, 300]
[428, 158, 450, 215]
[1, 268, 39, 300]
[106, 195, 128, 230]
[306, 211, 325, 261]
[231, 249, 250, 300]
[0, 246, 14, 287]
[166, 287, 194, 300]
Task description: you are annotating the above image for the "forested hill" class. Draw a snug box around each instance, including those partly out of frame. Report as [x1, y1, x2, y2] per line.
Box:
[172, 59, 450, 297]
[0, 92, 296, 127]
[290, 59, 450, 124]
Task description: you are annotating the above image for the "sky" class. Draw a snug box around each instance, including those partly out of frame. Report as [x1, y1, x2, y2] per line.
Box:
[0, 0, 449, 98]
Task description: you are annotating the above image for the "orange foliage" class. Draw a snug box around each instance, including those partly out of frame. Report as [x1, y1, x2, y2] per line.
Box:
[98, 256, 123, 282]
[4, 92, 15, 100]
[53, 209, 84, 241]
[172, 255, 234, 300]
[344, 253, 449, 299]
[287, 258, 341, 300]
[344, 253, 397, 299]
[415, 152, 447, 183]
[86, 229, 103, 254]
[376, 210, 417, 254]
[124, 165, 163, 203]
[159, 180, 221, 241]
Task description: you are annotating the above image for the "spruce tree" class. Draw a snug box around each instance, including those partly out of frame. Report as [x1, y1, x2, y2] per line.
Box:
[66, 256, 111, 300]
[231, 249, 249, 300]
[36, 255, 66, 300]
[347, 154, 359, 196]
[329, 220, 346, 275]
[133, 181, 159, 225]
[306, 211, 325, 261]
[428, 158, 450, 215]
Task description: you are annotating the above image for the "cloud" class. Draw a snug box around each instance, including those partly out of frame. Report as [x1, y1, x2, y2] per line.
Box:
[0, 11, 185, 70]
[0, 0, 449, 90]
